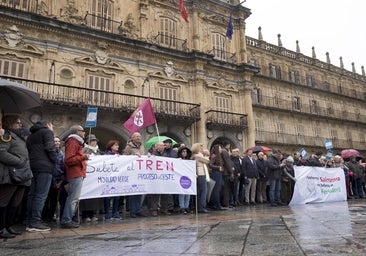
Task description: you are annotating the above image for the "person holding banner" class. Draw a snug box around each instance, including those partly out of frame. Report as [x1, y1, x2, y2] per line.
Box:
[177, 146, 192, 214]
[123, 132, 147, 218]
[80, 134, 103, 222]
[60, 125, 90, 229]
[191, 143, 210, 213]
[267, 149, 286, 207]
[103, 140, 122, 221]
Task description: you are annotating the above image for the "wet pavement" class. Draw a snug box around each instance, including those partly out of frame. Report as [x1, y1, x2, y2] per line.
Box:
[1, 200, 366, 256]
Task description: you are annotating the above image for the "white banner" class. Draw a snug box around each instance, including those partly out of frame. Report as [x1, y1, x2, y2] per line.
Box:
[80, 155, 197, 200]
[289, 166, 347, 205]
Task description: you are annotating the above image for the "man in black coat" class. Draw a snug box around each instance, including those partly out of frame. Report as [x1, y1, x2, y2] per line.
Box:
[26, 120, 57, 232]
[242, 149, 259, 205]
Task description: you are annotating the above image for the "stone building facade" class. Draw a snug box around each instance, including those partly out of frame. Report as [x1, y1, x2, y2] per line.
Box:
[0, 0, 365, 156]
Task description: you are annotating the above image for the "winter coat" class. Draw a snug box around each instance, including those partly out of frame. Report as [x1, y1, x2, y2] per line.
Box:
[221, 149, 234, 176]
[267, 154, 282, 180]
[123, 140, 145, 155]
[242, 156, 259, 179]
[26, 122, 57, 173]
[64, 135, 87, 180]
[0, 130, 31, 186]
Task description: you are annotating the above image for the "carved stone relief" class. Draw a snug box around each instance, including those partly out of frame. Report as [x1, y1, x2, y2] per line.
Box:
[4, 25, 23, 47]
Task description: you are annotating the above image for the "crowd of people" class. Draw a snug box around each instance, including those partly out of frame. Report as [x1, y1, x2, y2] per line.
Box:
[0, 115, 365, 239]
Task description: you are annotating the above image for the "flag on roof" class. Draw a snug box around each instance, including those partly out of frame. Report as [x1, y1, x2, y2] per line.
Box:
[178, 0, 189, 23]
[226, 15, 233, 39]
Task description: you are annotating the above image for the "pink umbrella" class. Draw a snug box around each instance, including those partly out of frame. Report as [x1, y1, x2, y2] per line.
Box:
[341, 149, 360, 159]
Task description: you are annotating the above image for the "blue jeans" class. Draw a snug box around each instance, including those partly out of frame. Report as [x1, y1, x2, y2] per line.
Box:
[104, 197, 121, 219]
[128, 195, 142, 214]
[269, 178, 282, 204]
[27, 172, 52, 226]
[179, 194, 190, 209]
[210, 171, 223, 209]
[61, 177, 83, 224]
[197, 175, 207, 211]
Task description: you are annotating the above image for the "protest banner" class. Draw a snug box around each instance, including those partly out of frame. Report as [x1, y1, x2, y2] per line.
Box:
[80, 155, 196, 200]
[290, 166, 347, 205]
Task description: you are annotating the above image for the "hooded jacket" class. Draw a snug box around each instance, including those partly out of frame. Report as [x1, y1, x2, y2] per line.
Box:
[26, 121, 57, 173]
[64, 134, 87, 180]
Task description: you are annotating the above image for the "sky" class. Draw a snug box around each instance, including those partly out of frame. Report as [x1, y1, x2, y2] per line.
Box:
[243, 0, 366, 74]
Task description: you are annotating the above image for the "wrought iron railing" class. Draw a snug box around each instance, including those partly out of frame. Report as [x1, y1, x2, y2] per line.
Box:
[255, 130, 365, 152]
[252, 95, 366, 124]
[153, 33, 188, 52]
[255, 64, 366, 101]
[209, 48, 236, 64]
[0, 76, 200, 122]
[205, 110, 247, 130]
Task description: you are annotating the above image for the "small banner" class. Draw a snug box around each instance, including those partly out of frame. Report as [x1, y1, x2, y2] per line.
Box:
[85, 107, 98, 128]
[80, 155, 197, 200]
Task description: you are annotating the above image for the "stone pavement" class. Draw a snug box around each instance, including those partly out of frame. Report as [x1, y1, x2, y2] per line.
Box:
[1, 200, 366, 256]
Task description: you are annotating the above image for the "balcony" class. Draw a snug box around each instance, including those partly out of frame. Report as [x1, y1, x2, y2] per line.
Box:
[153, 33, 188, 52]
[255, 130, 365, 152]
[255, 64, 366, 101]
[209, 48, 236, 64]
[253, 95, 366, 124]
[205, 110, 247, 130]
[1, 77, 200, 125]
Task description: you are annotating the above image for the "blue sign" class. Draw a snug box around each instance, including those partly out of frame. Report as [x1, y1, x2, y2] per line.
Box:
[325, 139, 333, 150]
[299, 148, 308, 159]
[85, 107, 98, 128]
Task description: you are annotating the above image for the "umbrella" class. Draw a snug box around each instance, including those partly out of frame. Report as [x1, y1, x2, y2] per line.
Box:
[0, 79, 41, 113]
[247, 145, 272, 153]
[144, 135, 177, 149]
[341, 149, 361, 159]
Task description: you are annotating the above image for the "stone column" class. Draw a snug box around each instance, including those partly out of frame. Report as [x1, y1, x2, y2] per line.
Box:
[243, 80, 255, 146]
[192, 4, 200, 50]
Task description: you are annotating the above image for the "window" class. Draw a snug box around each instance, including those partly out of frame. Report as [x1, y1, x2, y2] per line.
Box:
[276, 122, 285, 143]
[86, 74, 112, 106]
[293, 97, 300, 110]
[269, 64, 281, 79]
[90, 0, 113, 31]
[159, 17, 177, 48]
[212, 33, 226, 61]
[296, 125, 305, 145]
[289, 70, 300, 83]
[215, 95, 230, 122]
[326, 104, 334, 115]
[1, 0, 28, 10]
[252, 88, 260, 104]
[255, 120, 265, 141]
[310, 100, 318, 114]
[306, 75, 316, 87]
[159, 86, 177, 114]
[0, 59, 25, 78]
[330, 130, 338, 140]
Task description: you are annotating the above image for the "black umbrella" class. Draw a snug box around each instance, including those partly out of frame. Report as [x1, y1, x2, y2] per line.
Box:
[0, 79, 41, 113]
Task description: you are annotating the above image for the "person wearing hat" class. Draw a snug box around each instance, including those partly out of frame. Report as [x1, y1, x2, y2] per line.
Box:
[161, 138, 178, 213]
[267, 148, 286, 206]
[80, 134, 102, 222]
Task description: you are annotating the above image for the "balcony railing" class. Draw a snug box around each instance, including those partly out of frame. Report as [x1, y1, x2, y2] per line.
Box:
[205, 110, 247, 130]
[256, 65, 365, 101]
[255, 130, 365, 151]
[153, 33, 188, 52]
[209, 48, 236, 64]
[253, 95, 366, 124]
[0, 0, 38, 12]
[1, 77, 200, 123]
